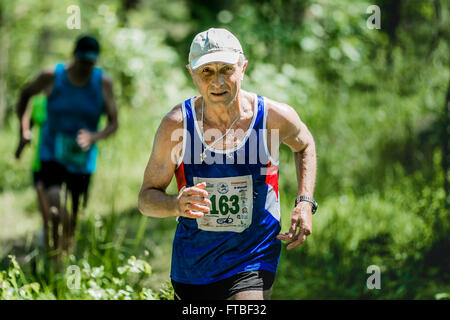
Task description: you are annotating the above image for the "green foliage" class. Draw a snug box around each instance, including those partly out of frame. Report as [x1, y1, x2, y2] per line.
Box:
[0, 254, 159, 300]
[69, 255, 154, 300]
[0, 207, 177, 300]
[1, 0, 449, 300]
[0, 255, 42, 299]
[275, 151, 449, 299]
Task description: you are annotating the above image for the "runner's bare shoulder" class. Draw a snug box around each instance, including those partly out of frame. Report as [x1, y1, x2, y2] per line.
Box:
[36, 66, 55, 84]
[101, 72, 113, 88]
[161, 103, 184, 132]
[263, 97, 300, 134]
[154, 104, 184, 165]
[27, 67, 55, 95]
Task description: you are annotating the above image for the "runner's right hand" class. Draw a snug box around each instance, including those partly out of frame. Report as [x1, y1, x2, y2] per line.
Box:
[15, 129, 32, 159]
[176, 182, 211, 218]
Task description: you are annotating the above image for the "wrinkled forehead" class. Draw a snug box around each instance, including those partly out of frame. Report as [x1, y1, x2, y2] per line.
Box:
[194, 61, 238, 70]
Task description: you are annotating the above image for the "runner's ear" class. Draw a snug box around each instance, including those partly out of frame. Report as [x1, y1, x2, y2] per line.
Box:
[240, 61, 248, 81]
[242, 60, 248, 73]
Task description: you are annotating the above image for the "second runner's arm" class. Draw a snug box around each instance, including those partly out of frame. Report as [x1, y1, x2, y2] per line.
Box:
[77, 75, 119, 150]
[15, 69, 54, 158]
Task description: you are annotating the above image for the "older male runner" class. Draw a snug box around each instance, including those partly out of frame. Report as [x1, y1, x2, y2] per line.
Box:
[138, 28, 317, 300]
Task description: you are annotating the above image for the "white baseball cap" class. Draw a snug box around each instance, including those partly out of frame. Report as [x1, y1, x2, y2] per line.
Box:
[188, 28, 244, 70]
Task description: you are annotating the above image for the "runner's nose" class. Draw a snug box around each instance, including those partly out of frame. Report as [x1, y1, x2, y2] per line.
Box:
[211, 72, 226, 87]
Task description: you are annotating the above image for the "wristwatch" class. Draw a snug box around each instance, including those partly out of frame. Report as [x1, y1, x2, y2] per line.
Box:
[295, 195, 318, 214]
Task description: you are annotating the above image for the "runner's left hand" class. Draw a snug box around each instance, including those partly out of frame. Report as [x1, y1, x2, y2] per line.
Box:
[77, 129, 94, 151]
[277, 202, 312, 250]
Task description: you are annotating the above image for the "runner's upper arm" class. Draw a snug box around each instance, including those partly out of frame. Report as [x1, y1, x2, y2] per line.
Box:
[267, 100, 313, 153]
[17, 68, 54, 117]
[101, 74, 118, 124]
[139, 104, 184, 193]
[23, 68, 54, 97]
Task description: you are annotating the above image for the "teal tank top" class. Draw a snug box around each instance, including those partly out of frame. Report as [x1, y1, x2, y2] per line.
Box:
[39, 63, 104, 174]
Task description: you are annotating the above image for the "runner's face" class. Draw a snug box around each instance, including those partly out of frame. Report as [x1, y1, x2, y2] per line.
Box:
[189, 62, 247, 105]
[74, 56, 96, 74]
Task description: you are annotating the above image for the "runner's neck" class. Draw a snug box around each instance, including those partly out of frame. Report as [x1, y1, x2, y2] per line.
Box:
[200, 91, 253, 130]
[66, 62, 93, 87]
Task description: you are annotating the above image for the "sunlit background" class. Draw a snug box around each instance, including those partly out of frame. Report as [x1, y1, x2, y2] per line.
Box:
[0, 0, 448, 299]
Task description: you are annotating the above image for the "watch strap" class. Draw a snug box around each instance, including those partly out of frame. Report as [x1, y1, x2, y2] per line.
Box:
[295, 195, 318, 214]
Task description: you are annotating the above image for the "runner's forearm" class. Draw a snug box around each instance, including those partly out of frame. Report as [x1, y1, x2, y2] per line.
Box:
[91, 119, 118, 142]
[294, 142, 316, 198]
[16, 90, 32, 130]
[138, 188, 179, 218]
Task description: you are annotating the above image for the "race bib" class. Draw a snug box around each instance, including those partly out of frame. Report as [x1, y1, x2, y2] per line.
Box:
[193, 175, 253, 233]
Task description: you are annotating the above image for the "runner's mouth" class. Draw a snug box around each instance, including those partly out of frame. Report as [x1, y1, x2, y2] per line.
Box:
[211, 91, 227, 96]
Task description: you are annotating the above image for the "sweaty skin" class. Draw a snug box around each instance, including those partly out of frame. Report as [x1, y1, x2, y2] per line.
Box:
[138, 60, 317, 299]
[138, 91, 316, 240]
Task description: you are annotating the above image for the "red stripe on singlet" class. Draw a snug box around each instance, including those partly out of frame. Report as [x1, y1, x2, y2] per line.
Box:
[175, 161, 187, 192]
[265, 160, 279, 198]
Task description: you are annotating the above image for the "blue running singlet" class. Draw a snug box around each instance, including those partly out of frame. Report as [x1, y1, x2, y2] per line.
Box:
[39, 63, 104, 174]
[171, 94, 282, 285]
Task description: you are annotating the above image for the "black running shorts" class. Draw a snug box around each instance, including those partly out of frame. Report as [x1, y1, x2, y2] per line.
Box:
[35, 161, 91, 209]
[171, 270, 275, 300]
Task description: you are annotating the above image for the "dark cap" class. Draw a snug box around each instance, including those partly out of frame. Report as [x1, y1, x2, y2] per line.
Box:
[74, 35, 100, 62]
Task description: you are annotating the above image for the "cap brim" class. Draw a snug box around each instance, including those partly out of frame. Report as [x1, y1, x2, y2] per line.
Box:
[190, 51, 240, 70]
[75, 51, 99, 62]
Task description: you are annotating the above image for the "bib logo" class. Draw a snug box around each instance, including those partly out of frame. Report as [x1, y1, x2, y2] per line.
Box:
[217, 183, 229, 194]
[217, 217, 233, 224]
